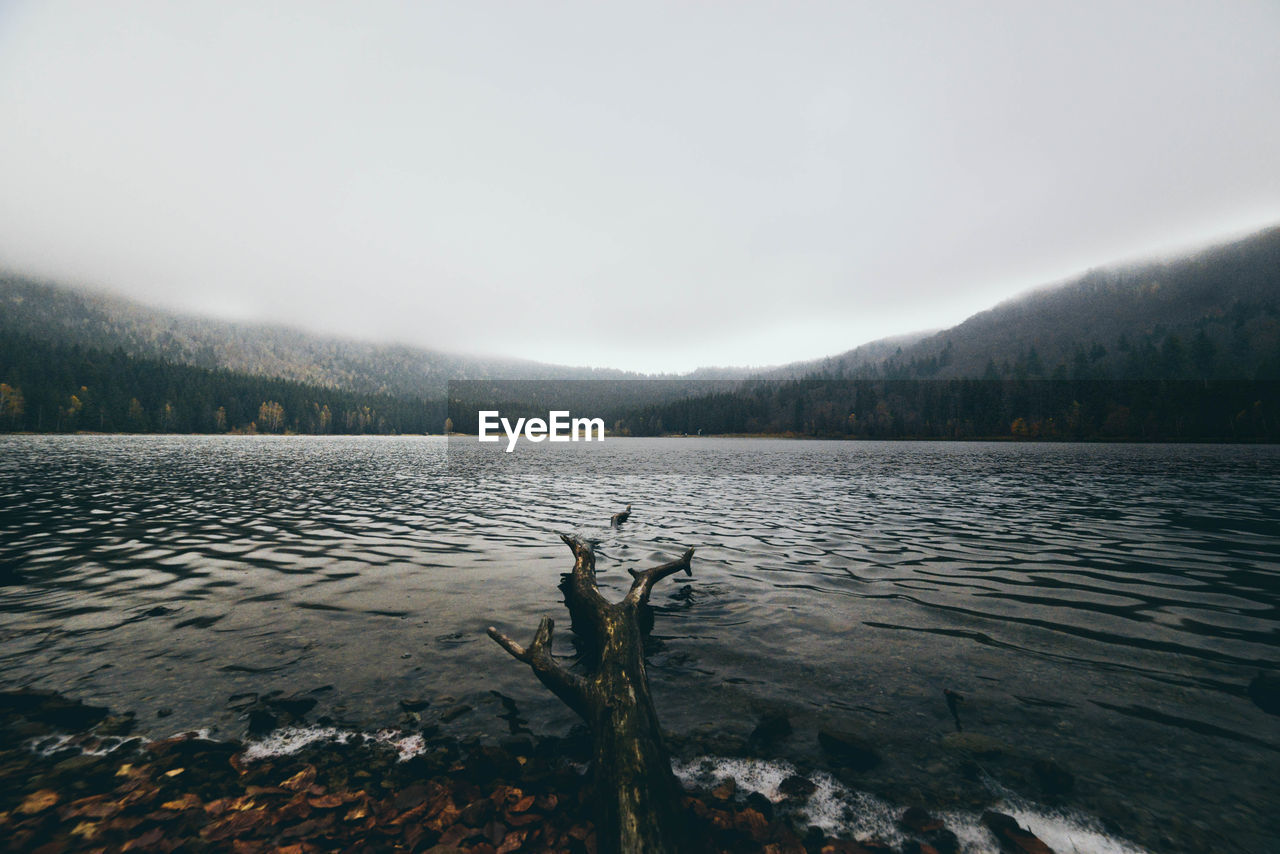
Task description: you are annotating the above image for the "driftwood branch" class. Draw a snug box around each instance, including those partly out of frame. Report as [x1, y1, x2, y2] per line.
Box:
[625, 547, 694, 607]
[488, 509, 696, 854]
[559, 532, 609, 609]
[486, 617, 589, 718]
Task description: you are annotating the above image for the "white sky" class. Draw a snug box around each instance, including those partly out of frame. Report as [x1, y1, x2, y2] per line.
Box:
[1, 1, 1277, 373]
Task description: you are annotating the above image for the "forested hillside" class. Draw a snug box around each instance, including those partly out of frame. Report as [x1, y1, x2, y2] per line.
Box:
[609, 227, 1280, 441]
[0, 277, 649, 398]
[0, 333, 440, 434]
[819, 225, 1280, 382]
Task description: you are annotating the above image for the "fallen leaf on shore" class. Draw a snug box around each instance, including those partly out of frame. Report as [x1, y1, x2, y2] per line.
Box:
[202, 808, 270, 841]
[18, 789, 59, 814]
[280, 765, 317, 792]
[497, 828, 527, 853]
[69, 820, 101, 840]
[306, 794, 345, 809]
[161, 793, 202, 811]
[120, 826, 165, 851]
[64, 795, 118, 819]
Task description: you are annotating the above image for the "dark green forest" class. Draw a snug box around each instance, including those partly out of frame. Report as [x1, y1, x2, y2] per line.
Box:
[0, 334, 441, 434]
[605, 378, 1279, 442]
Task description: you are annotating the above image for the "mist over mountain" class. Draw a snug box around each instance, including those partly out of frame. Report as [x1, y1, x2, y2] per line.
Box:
[2, 223, 1278, 437]
[821, 225, 1280, 382]
[0, 278, 663, 398]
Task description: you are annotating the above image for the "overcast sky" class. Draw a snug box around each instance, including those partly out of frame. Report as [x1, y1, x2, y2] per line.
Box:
[1, 2, 1277, 373]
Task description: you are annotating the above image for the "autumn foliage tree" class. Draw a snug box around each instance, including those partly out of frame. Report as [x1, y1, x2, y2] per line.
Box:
[257, 400, 286, 433]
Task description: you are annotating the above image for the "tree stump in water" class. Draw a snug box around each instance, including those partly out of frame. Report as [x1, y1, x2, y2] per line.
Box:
[488, 529, 694, 854]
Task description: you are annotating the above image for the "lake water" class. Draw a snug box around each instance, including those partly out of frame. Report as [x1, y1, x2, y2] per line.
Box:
[1, 435, 1277, 852]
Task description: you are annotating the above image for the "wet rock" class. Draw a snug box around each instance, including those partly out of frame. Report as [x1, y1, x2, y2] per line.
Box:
[0, 689, 110, 732]
[268, 694, 318, 720]
[899, 809, 961, 854]
[1031, 757, 1075, 796]
[97, 713, 136, 736]
[1248, 671, 1280, 715]
[440, 704, 472, 723]
[246, 708, 277, 736]
[676, 722, 750, 758]
[941, 732, 1009, 758]
[899, 806, 943, 834]
[928, 828, 960, 854]
[710, 777, 737, 802]
[818, 728, 881, 771]
[903, 842, 941, 854]
[399, 697, 431, 712]
[778, 774, 817, 800]
[743, 790, 774, 821]
[982, 810, 1055, 854]
[156, 708, 173, 718]
[746, 710, 792, 752]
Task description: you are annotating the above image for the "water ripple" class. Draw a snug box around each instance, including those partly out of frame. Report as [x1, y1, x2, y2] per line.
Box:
[1, 436, 1278, 847]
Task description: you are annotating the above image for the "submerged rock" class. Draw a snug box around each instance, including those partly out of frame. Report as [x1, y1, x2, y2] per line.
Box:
[440, 703, 473, 723]
[246, 707, 277, 735]
[779, 774, 817, 801]
[982, 811, 1055, 854]
[940, 732, 1009, 758]
[1031, 757, 1075, 796]
[400, 696, 431, 712]
[747, 710, 793, 752]
[899, 806, 960, 854]
[899, 806, 942, 834]
[0, 689, 110, 733]
[818, 727, 882, 771]
[269, 694, 318, 719]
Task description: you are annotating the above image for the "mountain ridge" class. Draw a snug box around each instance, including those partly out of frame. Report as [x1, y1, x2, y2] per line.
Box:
[4, 222, 1279, 400]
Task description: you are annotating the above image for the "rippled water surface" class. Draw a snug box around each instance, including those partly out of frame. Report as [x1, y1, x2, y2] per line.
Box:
[2, 436, 1278, 850]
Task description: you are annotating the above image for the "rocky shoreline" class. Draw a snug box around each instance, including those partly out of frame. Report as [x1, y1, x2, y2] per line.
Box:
[0, 688, 1092, 854]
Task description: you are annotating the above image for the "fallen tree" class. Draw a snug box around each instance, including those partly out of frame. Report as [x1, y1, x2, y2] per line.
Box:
[488, 525, 694, 854]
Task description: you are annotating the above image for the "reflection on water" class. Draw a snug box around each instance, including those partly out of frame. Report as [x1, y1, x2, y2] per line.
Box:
[1, 435, 1277, 850]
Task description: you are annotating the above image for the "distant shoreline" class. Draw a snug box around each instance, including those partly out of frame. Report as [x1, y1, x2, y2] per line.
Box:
[2, 430, 1275, 444]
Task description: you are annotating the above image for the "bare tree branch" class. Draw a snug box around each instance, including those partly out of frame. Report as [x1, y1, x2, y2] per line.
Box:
[487, 617, 589, 718]
[560, 533, 610, 613]
[487, 512, 698, 854]
[624, 548, 695, 608]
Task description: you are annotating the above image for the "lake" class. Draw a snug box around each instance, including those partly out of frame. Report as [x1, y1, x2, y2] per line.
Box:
[1, 435, 1277, 852]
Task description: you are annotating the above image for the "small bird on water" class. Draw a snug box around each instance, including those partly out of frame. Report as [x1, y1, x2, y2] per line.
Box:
[611, 504, 632, 527]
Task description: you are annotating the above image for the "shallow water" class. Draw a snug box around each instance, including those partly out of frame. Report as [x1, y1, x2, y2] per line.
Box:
[1, 435, 1277, 851]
